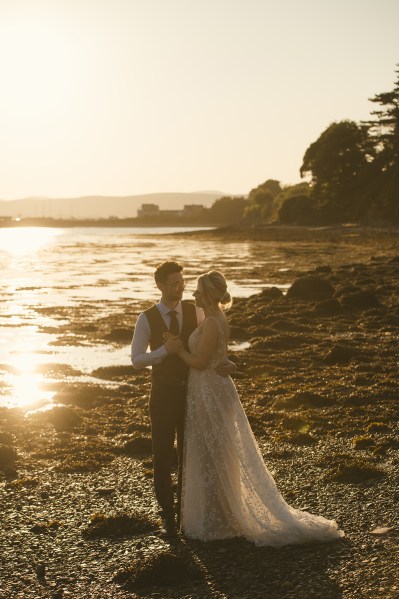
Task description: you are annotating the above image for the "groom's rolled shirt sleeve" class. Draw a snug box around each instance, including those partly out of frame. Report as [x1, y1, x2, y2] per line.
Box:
[131, 313, 168, 368]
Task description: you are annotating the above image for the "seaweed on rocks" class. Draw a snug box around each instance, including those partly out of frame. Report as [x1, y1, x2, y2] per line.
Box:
[114, 549, 204, 590]
[83, 511, 157, 539]
[1, 235, 398, 598]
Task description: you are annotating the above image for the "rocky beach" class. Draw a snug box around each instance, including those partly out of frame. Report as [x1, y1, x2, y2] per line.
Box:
[0, 226, 398, 598]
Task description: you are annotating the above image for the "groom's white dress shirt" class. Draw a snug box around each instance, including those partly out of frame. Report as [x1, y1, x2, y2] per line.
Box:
[131, 299, 204, 369]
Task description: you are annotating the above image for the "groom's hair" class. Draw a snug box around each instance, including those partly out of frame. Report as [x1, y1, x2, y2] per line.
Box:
[154, 261, 183, 284]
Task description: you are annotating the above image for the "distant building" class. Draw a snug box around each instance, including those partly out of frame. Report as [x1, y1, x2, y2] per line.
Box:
[183, 204, 204, 214]
[137, 203, 204, 220]
[161, 209, 183, 217]
[137, 204, 160, 218]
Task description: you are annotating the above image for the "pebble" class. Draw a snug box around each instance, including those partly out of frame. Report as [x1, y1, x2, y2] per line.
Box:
[369, 527, 394, 535]
[1, 249, 398, 598]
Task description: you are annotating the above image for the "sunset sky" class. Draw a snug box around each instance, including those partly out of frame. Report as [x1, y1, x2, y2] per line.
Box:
[0, 0, 397, 200]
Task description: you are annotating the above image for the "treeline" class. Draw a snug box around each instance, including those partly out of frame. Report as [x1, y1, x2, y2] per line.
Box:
[209, 64, 399, 226]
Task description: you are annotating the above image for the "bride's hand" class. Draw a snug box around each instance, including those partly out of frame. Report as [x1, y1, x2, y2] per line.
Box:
[215, 358, 236, 377]
[163, 333, 184, 354]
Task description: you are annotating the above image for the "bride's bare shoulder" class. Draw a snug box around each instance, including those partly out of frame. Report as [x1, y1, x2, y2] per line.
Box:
[204, 315, 229, 338]
[201, 316, 219, 331]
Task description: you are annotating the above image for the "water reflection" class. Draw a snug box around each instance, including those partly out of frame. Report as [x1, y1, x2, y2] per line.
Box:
[1, 334, 56, 409]
[229, 340, 251, 352]
[0, 227, 60, 255]
[4, 369, 54, 409]
[0, 226, 289, 409]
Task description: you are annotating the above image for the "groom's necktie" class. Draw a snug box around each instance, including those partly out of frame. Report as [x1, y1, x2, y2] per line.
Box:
[167, 310, 179, 335]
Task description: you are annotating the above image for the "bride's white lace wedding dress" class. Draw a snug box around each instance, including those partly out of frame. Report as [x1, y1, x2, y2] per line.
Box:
[181, 317, 344, 546]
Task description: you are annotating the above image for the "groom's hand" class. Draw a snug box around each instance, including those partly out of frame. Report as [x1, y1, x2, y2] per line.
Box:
[215, 358, 236, 378]
[163, 333, 184, 354]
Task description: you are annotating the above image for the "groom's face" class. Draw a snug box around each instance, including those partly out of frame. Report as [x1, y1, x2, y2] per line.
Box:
[158, 271, 185, 302]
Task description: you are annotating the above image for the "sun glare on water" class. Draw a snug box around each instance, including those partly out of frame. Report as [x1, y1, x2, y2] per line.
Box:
[2, 349, 56, 410]
[0, 227, 62, 408]
[0, 227, 60, 255]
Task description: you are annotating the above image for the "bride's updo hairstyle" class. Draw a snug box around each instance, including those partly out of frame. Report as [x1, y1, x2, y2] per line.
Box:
[197, 270, 233, 311]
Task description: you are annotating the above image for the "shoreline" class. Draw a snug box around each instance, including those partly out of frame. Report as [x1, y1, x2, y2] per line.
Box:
[1, 218, 399, 237]
[1, 247, 398, 597]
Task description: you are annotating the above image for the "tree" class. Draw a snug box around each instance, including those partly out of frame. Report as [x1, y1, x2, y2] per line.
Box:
[273, 182, 310, 221]
[278, 195, 316, 225]
[244, 189, 274, 222]
[248, 179, 281, 201]
[300, 120, 372, 221]
[243, 179, 282, 223]
[208, 196, 247, 223]
[366, 64, 399, 170]
[364, 64, 399, 221]
[301, 120, 371, 190]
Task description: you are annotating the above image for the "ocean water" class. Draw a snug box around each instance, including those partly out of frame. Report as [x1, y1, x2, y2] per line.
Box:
[0, 226, 288, 408]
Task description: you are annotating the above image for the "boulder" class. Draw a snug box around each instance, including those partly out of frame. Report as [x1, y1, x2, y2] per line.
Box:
[104, 328, 133, 343]
[287, 276, 334, 301]
[315, 265, 332, 274]
[271, 319, 306, 332]
[0, 445, 18, 466]
[313, 298, 342, 315]
[334, 284, 361, 298]
[252, 334, 305, 350]
[248, 310, 267, 325]
[293, 391, 333, 408]
[91, 365, 137, 380]
[259, 286, 283, 300]
[0, 432, 14, 445]
[324, 345, 357, 364]
[54, 384, 111, 408]
[340, 290, 380, 310]
[229, 325, 250, 340]
[47, 406, 82, 431]
[121, 436, 152, 456]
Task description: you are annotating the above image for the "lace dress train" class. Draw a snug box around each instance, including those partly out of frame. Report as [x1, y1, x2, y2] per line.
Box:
[181, 318, 344, 547]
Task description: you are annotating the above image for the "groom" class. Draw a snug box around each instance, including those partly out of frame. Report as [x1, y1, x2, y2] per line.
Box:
[131, 261, 233, 536]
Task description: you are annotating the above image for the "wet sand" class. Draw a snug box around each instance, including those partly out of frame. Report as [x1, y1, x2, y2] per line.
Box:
[0, 226, 398, 598]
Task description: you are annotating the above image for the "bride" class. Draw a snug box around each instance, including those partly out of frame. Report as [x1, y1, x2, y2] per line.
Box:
[164, 270, 344, 547]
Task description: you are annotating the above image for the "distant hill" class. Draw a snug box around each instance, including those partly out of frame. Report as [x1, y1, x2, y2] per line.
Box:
[0, 192, 225, 219]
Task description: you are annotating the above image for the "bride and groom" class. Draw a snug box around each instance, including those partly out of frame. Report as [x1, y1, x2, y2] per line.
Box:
[131, 261, 344, 545]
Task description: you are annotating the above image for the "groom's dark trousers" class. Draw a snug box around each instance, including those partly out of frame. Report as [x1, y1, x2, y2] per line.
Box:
[144, 302, 197, 520]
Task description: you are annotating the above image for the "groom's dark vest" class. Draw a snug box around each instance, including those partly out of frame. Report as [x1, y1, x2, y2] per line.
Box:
[144, 301, 197, 387]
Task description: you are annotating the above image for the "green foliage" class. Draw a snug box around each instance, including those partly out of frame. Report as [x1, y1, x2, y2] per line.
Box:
[301, 120, 372, 187]
[366, 64, 399, 171]
[244, 179, 282, 223]
[248, 179, 282, 200]
[278, 194, 316, 225]
[300, 120, 372, 222]
[208, 195, 247, 223]
[367, 79, 397, 208]
[295, 64, 399, 224]
[273, 182, 309, 207]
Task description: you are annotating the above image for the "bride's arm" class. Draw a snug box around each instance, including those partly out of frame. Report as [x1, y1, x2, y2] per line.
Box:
[177, 319, 219, 370]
